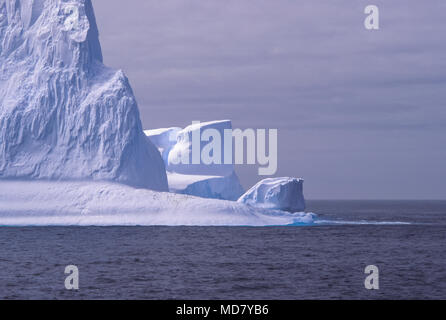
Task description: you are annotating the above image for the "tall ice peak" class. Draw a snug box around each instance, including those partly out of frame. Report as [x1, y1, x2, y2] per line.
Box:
[0, 0, 168, 190]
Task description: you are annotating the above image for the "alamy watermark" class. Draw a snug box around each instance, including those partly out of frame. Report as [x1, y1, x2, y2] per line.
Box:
[64, 265, 79, 290]
[62, 264, 381, 292]
[62, 4, 79, 32]
[170, 121, 278, 176]
[364, 265, 379, 290]
[60, 3, 380, 33]
[364, 5, 380, 30]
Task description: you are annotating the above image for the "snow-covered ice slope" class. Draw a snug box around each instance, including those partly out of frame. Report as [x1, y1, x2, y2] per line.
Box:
[238, 177, 306, 212]
[0, 181, 315, 226]
[145, 120, 245, 200]
[0, 0, 168, 191]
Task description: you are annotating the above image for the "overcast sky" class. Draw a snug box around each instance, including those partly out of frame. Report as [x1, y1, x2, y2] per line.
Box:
[93, 0, 446, 199]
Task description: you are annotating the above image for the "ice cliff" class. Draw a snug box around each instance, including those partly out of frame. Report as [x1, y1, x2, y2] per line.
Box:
[0, 0, 168, 190]
[238, 177, 306, 212]
[145, 120, 245, 200]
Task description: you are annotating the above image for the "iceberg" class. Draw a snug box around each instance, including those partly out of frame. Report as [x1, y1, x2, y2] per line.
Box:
[0, 1, 314, 226]
[238, 177, 306, 212]
[0, 0, 168, 191]
[145, 120, 245, 200]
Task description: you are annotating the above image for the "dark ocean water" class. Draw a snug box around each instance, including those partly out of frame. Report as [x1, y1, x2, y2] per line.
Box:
[0, 200, 445, 300]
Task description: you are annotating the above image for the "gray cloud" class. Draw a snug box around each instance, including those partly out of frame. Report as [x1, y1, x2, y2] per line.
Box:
[93, 0, 446, 199]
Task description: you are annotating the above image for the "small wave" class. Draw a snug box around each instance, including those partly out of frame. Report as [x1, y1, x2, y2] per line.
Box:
[314, 219, 412, 226]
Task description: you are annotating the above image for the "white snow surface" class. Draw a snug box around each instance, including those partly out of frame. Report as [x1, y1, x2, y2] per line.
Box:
[0, 0, 168, 191]
[0, 181, 315, 226]
[238, 177, 306, 212]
